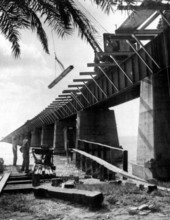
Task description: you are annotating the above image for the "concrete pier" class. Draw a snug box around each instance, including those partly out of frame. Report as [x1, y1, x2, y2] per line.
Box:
[41, 124, 54, 147]
[53, 119, 76, 154]
[133, 71, 170, 180]
[30, 128, 41, 147]
[76, 109, 121, 164]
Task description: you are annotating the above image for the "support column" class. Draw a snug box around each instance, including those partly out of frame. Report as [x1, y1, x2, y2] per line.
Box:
[76, 108, 121, 164]
[18, 135, 24, 146]
[133, 71, 170, 180]
[30, 128, 41, 147]
[53, 119, 76, 155]
[41, 124, 54, 147]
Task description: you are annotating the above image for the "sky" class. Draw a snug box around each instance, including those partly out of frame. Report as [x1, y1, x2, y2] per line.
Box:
[0, 1, 140, 140]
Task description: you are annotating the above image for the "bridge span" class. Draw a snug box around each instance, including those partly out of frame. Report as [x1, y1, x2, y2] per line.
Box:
[2, 10, 170, 181]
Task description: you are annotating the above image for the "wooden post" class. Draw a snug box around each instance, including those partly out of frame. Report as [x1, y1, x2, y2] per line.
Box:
[123, 150, 128, 172]
[103, 147, 108, 179]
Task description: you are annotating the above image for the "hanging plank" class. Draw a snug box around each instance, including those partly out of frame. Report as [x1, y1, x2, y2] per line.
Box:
[48, 65, 74, 89]
[0, 172, 10, 194]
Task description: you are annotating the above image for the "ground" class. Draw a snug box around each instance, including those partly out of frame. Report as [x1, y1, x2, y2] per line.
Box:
[1, 156, 170, 220]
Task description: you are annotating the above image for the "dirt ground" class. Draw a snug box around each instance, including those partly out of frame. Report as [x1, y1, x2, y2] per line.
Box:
[1, 156, 170, 220]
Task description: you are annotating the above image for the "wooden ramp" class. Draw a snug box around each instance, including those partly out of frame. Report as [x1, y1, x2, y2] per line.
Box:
[73, 149, 147, 183]
[0, 173, 10, 194]
[3, 183, 33, 193]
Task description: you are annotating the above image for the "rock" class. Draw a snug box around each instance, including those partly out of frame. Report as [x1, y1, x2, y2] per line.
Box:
[147, 185, 157, 193]
[109, 180, 122, 185]
[138, 204, 149, 211]
[51, 178, 63, 187]
[62, 180, 75, 189]
[128, 207, 139, 215]
[139, 210, 151, 216]
[125, 181, 137, 188]
[139, 184, 144, 191]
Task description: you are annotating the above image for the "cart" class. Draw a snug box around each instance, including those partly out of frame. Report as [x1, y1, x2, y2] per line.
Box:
[32, 146, 56, 176]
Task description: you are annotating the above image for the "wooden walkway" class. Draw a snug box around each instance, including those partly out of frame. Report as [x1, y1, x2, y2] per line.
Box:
[0, 155, 85, 194]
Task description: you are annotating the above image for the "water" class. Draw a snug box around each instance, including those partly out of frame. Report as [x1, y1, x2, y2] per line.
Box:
[119, 136, 137, 163]
[0, 142, 23, 165]
[0, 137, 137, 167]
[0, 142, 33, 165]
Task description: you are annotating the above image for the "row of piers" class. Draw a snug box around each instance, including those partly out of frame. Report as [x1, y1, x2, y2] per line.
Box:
[14, 70, 170, 181]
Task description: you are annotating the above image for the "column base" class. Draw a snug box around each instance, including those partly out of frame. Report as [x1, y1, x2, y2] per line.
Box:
[132, 163, 153, 180]
[132, 162, 170, 181]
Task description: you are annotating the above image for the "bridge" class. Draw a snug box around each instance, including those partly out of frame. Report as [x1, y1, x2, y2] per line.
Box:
[2, 9, 170, 181]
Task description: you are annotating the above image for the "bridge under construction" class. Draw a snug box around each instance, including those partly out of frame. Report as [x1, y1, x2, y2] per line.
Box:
[2, 9, 170, 181]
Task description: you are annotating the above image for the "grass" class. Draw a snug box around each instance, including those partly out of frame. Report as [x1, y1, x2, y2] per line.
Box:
[0, 182, 170, 219]
[75, 182, 170, 209]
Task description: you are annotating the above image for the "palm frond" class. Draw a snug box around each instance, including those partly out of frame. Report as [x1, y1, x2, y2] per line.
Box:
[60, 0, 98, 43]
[11, 0, 49, 54]
[0, 0, 21, 57]
[30, 0, 73, 38]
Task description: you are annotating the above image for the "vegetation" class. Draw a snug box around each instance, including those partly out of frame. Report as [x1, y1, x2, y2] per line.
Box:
[0, 0, 97, 57]
[0, 183, 170, 219]
[0, 0, 169, 57]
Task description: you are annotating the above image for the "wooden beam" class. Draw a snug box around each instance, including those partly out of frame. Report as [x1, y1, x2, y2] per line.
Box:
[73, 149, 146, 182]
[50, 104, 66, 107]
[48, 65, 74, 89]
[55, 98, 72, 100]
[73, 79, 91, 82]
[79, 72, 96, 75]
[3, 183, 33, 193]
[62, 90, 79, 93]
[53, 100, 69, 103]
[47, 106, 60, 109]
[34, 183, 103, 207]
[58, 95, 71, 97]
[118, 4, 170, 11]
[87, 63, 115, 67]
[68, 85, 83, 88]
[96, 52, 134, 56]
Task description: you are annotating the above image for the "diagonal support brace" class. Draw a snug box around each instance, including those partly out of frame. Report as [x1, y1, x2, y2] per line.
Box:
[126, 40, 153, 73]
[132, 34, 160, 69]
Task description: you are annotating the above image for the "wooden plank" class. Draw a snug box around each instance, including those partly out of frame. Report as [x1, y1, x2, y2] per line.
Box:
[55, 98, 72, 101]
[73, 149, 146, 183]
[48, 65, 74, 89]
[87, 63, 115, 67]
[68, 85, 83, 88]
[58, 95, 71, 97]
[97, 52, 134, 56]
[3, 183, 33, 193]
[79, 72, 96, 75]
[73, 79, 91, 82]
[34, 183, 103, 208]
[0, 173, 10, 193]
[62, 90, 79, 93]
[9, 175, 31, 181]
[78, 139, 124, 152]
[7, 180, 32, 185]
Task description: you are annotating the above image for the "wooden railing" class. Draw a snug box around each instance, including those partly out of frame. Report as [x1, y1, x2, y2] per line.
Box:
[74, 139, 128, 180]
